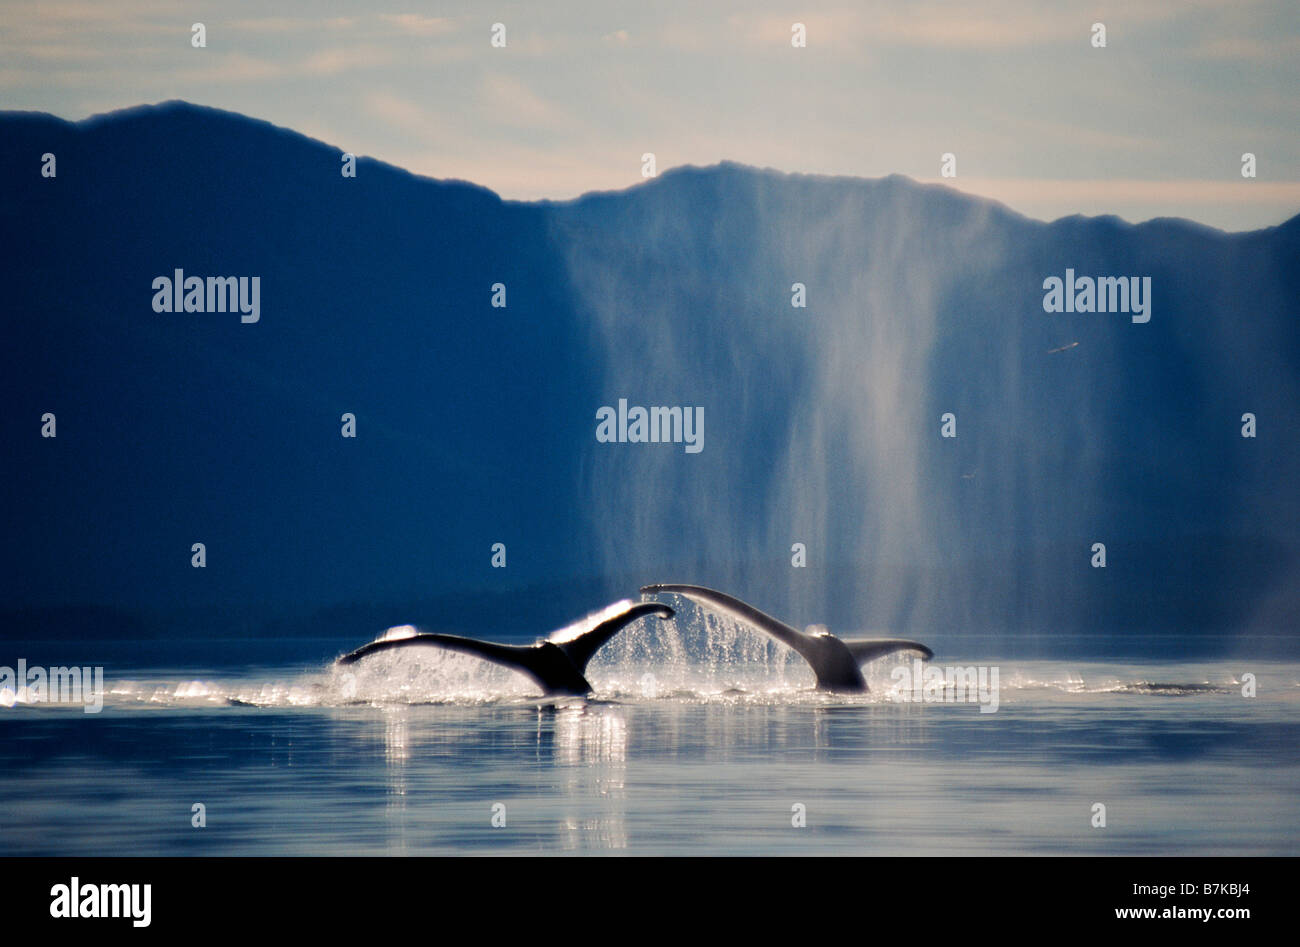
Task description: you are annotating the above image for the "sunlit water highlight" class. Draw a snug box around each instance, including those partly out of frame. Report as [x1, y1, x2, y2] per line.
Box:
[3, 616, 1297, 855]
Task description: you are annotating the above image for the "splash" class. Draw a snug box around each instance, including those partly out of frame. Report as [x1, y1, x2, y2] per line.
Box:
[29, 639, 1271, 713]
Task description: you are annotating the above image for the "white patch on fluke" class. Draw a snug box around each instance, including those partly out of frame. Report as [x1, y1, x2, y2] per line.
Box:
[547, 599, 638, 645]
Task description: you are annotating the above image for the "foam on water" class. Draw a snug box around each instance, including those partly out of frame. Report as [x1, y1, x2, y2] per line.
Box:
[6, 605, 1279, 712]
[81, 665, 1254, 710]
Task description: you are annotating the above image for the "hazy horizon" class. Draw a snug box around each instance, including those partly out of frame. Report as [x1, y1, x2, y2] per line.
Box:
[2, 0, 1297, 231]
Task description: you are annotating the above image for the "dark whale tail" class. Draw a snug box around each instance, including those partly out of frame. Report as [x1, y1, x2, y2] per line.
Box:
[640, 584, 932, 693]
[335, 601, 673, 697]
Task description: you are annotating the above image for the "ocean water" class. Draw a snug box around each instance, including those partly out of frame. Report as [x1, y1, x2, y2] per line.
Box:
[2, 616, 1297, 857]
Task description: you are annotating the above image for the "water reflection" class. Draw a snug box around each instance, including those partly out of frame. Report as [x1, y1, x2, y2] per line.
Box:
[515, 700, 938, 850]
[552, 704, 628, 850]
[4, 661, 1297, 855]
[383, 707, 409, 854]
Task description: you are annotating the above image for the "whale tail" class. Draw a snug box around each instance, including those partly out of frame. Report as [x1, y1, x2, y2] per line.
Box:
[640, 584, 932, 693]
[335, 601, 673, 696]
[640, 583, 809, 653]
[548, 601, 674, 672]
[844, 639, 934, 663]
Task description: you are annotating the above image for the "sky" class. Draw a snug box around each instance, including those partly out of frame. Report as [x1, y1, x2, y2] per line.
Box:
[2, 0, 1297, 231]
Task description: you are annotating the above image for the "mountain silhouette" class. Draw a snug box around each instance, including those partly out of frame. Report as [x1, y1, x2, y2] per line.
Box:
[2, 101, 1296, 655]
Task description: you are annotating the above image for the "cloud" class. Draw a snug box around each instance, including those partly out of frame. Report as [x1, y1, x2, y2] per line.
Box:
[478, 74, 581, 132]
[0, 0, 176, 28]
[682, 0, 1273, 53]
[1192, 34, 1300, 62]
[936, 176, 1300, 217]
[183, 52, 284, 83]
[226, 18, 319, 34]
[299, 46, 390, 75]
[378, 14, 455, 37]
[15, 43, 113, 62]
[183, 46, 389, 83]
[364, 91, 442, 143]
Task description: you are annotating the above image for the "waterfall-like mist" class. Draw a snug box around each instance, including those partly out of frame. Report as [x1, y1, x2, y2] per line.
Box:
[556, 169, 1048, 636]
[550, 166, 1300, 648]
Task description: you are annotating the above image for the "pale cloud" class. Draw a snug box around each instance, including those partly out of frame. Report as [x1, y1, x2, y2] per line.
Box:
[1000, 118, 1157, 155]
[183, 52, 285, 83]
[364, 91, 442, 143]
[226, 18, 320, 33]
[1192, 34, 1300, 62]
[404, 144, 642, 200]
[654, 22, 718, 53]
[861, 8, 1071, 48]
[700, 0, 1271, 52]
[299, 45, 390, 76]
[0, 0, 177, 26]
[378, 14, 455, 37]
[710, 6, 1076, 52]
[478, 74, 581, 132]
[0, 12, 177, 44]
[184, 46, 390, 82]
[16, 43, 114, 62]
[936, 176, 1300, 221]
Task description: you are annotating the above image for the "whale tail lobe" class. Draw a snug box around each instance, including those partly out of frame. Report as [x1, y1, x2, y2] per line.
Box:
[639, 583, 933, 693]
[844, 639, 935, 663]
[549, 602, 674, 672]
[335, 600, 674, 696]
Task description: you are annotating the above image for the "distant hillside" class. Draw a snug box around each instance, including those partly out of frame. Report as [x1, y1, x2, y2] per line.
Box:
[2, 101, 1297, 654]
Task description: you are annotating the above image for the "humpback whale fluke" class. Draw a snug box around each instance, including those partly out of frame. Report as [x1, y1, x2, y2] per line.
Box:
[640, 584, 933, 693]
[336, 601, 674, 697]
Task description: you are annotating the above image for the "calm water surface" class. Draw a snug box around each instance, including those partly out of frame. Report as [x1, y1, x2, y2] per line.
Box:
[2, 631, 1296, 856]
